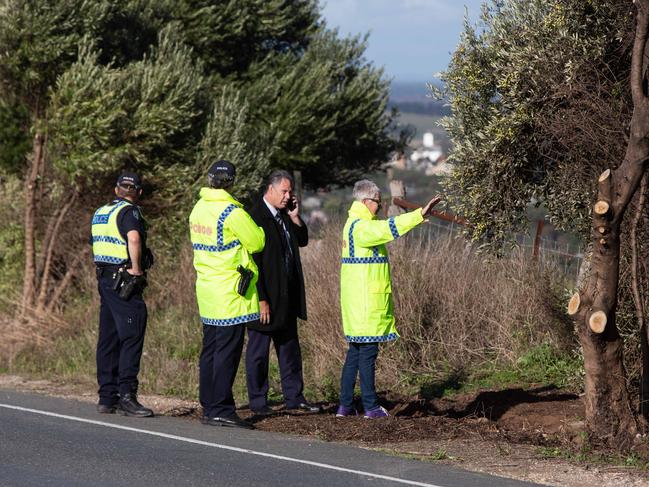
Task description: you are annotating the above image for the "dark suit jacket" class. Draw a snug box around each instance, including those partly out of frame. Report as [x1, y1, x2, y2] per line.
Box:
[247, 197, 308, 332]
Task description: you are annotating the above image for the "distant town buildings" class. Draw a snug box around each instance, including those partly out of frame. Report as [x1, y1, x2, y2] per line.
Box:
[303, 130, 452, 224]
[388, 131, 451, 176]
[408, 131, 451, 176]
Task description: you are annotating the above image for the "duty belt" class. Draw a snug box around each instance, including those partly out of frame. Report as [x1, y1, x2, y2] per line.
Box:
[96, 266, 120, 279]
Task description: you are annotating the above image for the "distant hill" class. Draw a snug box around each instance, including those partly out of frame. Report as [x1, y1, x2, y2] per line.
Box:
[389, 81, 450, 149]
[389, 80, 449, 117]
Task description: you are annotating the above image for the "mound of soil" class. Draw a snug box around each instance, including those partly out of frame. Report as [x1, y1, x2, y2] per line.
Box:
[241, 385, 585, 447]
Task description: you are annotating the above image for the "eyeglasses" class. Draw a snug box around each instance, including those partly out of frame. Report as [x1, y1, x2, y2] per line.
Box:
[366, 198, 382, 206]
[119, 183, 140, 191]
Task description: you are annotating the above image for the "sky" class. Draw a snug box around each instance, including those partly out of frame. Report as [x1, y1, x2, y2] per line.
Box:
[320, 0, 485, 83]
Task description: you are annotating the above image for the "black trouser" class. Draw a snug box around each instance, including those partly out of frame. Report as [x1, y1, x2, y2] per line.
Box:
[96, 273, 148, 406]
[245, 316, 306, 410]
[199, 324, 245, 418]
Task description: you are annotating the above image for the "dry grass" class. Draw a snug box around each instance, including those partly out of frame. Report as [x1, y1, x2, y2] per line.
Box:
[2, 218, 575, 401]
[299, 221, 574, 396]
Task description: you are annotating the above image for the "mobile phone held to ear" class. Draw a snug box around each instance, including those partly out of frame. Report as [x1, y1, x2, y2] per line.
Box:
[286, 196, 296, 211]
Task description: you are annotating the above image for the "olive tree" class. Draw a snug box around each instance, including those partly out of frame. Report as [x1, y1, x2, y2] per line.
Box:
[440, 0, 649, 446]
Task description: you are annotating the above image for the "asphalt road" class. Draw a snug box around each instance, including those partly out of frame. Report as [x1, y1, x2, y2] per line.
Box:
[0, 389, 546, 487]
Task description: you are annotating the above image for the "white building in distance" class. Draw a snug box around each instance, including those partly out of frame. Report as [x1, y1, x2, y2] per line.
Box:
[409, 132, 451, 176]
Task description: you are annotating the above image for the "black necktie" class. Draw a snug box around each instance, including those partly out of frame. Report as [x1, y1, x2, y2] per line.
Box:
[275, 213, 294, 273]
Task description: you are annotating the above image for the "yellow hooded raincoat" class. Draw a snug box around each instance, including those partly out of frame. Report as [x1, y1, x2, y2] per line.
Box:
[340, 201, 423, 342]
[190, 188, 265, 326]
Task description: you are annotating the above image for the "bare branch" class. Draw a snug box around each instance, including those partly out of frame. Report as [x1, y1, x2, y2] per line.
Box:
[44, 247, 89, 314]
[36, 192, 78, 311]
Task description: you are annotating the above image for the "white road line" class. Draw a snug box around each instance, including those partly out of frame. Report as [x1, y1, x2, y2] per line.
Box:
[0, 403, 445, 487]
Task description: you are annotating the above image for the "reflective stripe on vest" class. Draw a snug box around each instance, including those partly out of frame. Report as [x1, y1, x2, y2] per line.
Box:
[191, 204, 241, 252]
[345, 332, 399, 343]
[91, 200, 132, 265]
[201, 312, 260, 326]
[341, 219, 388, 264]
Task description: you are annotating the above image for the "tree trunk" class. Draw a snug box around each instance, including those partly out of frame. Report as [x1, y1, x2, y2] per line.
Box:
[20, 132, 44, 316]
[574, 192, 638, 445]
[631, 175, 649, 420]
[569, 1, 649, 445]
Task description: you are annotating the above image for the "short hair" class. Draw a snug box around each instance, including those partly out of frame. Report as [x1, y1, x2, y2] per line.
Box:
[208, 172, 234, 189]
[353, 179, 380, 202]
[266, 170, 294, 189]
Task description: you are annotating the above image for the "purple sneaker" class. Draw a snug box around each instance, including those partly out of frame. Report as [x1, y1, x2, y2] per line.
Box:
[363, 406, 389, 419]
[335, 405, 357, 417]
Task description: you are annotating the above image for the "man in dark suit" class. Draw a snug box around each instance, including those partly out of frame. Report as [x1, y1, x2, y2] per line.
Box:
[246, 170, 320, 415]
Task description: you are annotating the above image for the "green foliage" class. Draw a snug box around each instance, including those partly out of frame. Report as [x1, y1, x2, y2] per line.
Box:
[0, 100, 30, 174]
[512, 343, 583, 387]
[0, 175, 24, 312]
[172, 0, 319, 78]
[243, 29, 402, 187]
[0, 0, 88, 108]
[48, 27, 209, 190]
[0, 0, 398, 201]
[468, 344, 583, 391]
[439, 0, 632, 246]
[0, 0, 170, 108]
[416, 344, 583, 399]
[194, 86, 270, 200]
[303, 372, 339, 403]
[91, 0, 165, 67]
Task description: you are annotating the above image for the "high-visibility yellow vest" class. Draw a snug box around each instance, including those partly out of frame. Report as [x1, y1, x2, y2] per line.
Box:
[340, 201, 424, 342]
[91, 199, 134, 265]
[189, 188, 265, 326]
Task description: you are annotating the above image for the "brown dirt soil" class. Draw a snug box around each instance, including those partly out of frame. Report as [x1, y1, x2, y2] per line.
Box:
[2, 375, 649, 487]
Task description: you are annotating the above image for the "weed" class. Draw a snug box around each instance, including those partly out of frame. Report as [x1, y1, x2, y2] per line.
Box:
[372, 448, 454, 463]
[538, 445, 649, 471]
[306, 373, 339, 403]
[538, 446, 564, 459]
[430, 448, 449, 461]
[495, 442, 512, 457]
[621, 454, 649, 469]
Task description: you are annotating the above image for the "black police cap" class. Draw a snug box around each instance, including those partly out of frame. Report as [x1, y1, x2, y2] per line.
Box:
[116, 171, 142, 188]
[208, 160, 236, 179]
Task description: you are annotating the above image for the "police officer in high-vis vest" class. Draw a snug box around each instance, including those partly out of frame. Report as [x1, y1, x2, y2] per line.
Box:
[190, 160, 265, 429]
[336, 179, 440, 419]
[91, 172, 154, 417]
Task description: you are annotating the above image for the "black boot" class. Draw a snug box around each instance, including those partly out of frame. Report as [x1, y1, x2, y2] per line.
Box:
[201, 413, 254, 429]
[118, 393, 154, 417]
[96, 403, 117, 414]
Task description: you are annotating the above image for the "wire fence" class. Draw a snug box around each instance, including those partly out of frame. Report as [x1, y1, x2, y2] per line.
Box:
[403, 217, 584, 282]
[305, 205, 584, 282]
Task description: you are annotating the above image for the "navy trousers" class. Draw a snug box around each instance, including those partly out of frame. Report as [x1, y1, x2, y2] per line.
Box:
[96, 274, 148, 406]
[339, 342, 380, 411]
[245, 317, 306, 410]
[199, 324, 245, 418]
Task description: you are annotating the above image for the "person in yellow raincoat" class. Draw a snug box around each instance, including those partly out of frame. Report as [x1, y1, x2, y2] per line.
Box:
[190, 160, 265, 429]
[337, 179, 440, 419]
